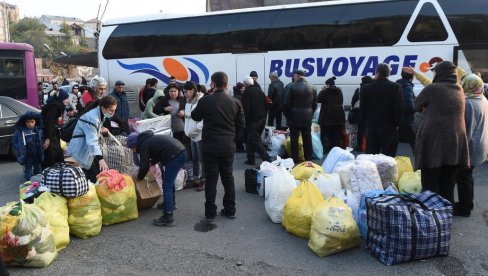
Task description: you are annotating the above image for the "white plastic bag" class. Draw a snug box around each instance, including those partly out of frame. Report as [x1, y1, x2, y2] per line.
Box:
[336, 189, 359, 222]
[322, 147, 355, 174]
[272, 156, 294, 171]
[134, 115, 171, 133]
[174, 169, 187, 191]
[308, 172, 341, 200]
[333, 159, 383, 201]
[265, 167, 297, 223]
[269, 133, 286, 159]
[357, 154, 398, 188]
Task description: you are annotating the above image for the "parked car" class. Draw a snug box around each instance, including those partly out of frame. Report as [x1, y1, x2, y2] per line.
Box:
[0, 96, 41, 157]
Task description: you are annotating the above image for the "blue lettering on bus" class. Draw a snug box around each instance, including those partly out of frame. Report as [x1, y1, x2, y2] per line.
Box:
[302, 58, 315, 76]
[270, 55, 419, 78]
[332, 57, 348, 76]
[350, 56, 366, 76]
[316, 58, 332, 77]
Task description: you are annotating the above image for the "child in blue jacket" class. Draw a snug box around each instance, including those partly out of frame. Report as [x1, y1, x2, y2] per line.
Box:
[13, 111, 44, 181]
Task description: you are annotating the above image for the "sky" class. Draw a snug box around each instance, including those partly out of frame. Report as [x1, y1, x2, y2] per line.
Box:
[10, 0, 207, 22]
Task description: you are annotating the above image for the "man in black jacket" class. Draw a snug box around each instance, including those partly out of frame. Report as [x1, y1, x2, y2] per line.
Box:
[267, 71, 284, 129]
[128, 130, 187, 227]
[191, 72, 245, 222]
[242, 76, 272, 165]
[282, 70, 317, 163]
[360, 63, 403, 157]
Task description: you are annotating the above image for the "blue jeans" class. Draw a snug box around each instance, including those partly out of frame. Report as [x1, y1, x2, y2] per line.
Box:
[24, 157, 42, 181]
[159, 151, 186, 213]
[191, 140, 205, 180]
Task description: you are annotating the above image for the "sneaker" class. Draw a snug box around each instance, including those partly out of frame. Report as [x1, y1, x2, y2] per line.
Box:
[153, 212, 175, 227]
[220, 209, 236, 219]
[244, 160, 255, 165]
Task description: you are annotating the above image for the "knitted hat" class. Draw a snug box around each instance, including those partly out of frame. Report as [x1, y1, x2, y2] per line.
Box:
[236, 82, 244, 90]
[325, 76, 337, 86]
[57, 90, 69, 101]
[127, 133, 139, 149]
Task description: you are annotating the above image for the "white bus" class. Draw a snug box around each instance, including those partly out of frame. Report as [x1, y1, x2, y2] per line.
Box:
[99, 0, 488, 113]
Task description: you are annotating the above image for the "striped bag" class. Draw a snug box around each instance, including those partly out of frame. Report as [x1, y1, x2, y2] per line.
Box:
[366, 191, 452, 265]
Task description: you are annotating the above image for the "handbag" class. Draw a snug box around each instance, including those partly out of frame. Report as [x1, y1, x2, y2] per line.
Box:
[245, 169, 259, 194]
[41, 163, 89, 198]
[366, 191, 453, 265]
[101, 132, 134, 175]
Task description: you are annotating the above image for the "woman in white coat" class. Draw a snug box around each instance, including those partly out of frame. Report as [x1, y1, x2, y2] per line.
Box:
[183, 81, 205, 191]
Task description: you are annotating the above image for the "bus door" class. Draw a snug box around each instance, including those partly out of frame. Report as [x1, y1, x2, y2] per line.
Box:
[454, 44, 488, 79]
[235, 54, 265, 88]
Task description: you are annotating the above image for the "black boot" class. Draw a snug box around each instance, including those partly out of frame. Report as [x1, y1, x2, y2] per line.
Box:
[153, 212, 175, 226]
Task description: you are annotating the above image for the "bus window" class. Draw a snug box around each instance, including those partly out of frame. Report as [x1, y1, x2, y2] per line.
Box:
[407, 2, 448, 42]
[440, 0, 488, 45]
[0, 59, 25, 78]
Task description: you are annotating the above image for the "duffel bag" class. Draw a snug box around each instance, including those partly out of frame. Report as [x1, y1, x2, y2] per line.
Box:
[366, 191, 453, 265]
[41, 163, 89, 198]
[101, 132, 134, 175]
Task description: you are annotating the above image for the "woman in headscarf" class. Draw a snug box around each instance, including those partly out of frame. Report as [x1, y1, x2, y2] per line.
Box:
[453, 74, 488, 216]
[414, 61, 470, 204]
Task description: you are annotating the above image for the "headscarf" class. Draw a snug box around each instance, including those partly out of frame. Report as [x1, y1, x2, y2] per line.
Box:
[461, 73, 484, 98]
[433, 61, 457, 84]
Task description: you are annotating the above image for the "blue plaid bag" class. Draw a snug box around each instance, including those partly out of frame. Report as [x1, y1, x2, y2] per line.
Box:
[366, 191, 453, 265]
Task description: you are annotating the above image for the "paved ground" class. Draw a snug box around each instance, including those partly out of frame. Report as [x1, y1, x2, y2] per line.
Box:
[0, 143, 487, 275]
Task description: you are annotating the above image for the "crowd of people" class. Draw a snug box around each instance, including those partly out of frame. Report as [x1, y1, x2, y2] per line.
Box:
[16, 62, 488, 228]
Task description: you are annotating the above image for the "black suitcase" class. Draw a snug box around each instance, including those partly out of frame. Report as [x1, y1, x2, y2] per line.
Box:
[245, 169, 259, 194]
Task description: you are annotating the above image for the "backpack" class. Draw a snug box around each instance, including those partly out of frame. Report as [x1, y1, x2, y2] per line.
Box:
[60, 118, 96, 142]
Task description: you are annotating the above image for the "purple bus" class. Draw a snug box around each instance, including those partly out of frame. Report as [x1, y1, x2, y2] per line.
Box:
[0, 42, 38, 108]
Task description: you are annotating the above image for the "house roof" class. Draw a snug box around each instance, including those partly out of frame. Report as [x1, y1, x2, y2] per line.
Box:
[40, 15, 85, 23]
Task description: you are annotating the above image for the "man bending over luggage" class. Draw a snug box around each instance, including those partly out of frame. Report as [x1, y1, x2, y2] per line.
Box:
[127, 130, 187, 227]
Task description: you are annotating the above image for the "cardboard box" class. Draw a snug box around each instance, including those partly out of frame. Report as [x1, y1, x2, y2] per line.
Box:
[133, 172, 162, 210]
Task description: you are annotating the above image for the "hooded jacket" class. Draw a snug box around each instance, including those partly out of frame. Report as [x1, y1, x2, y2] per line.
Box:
[317, 86, 345, 126]
[12, 111, 44, 164]
[67, 106, 104, 169]
[135, 130, 186, 180]
[108, 88, 130, 123]
[396, 78, 416, 126]
[143, 89, 165, 119]
[184, 92, 204, 142]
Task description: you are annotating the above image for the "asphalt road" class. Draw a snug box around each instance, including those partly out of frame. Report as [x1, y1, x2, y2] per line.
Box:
[0, 143, 487, 276]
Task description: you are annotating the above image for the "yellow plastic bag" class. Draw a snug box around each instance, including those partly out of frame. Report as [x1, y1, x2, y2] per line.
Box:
[60, 139, 68, 150]
[67, 184, 102, 239]
[398, 171, 422, 194]
[284, 136, 304, 162]
[395, 156, 413, 182]
[96, 174, 138, 226]
[34, 192, 69, 251]
[0, 202, 57, 267]
[308, 197, 360, 257]
[291, 162, 324, 181]
[282, 180, 324, 239]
